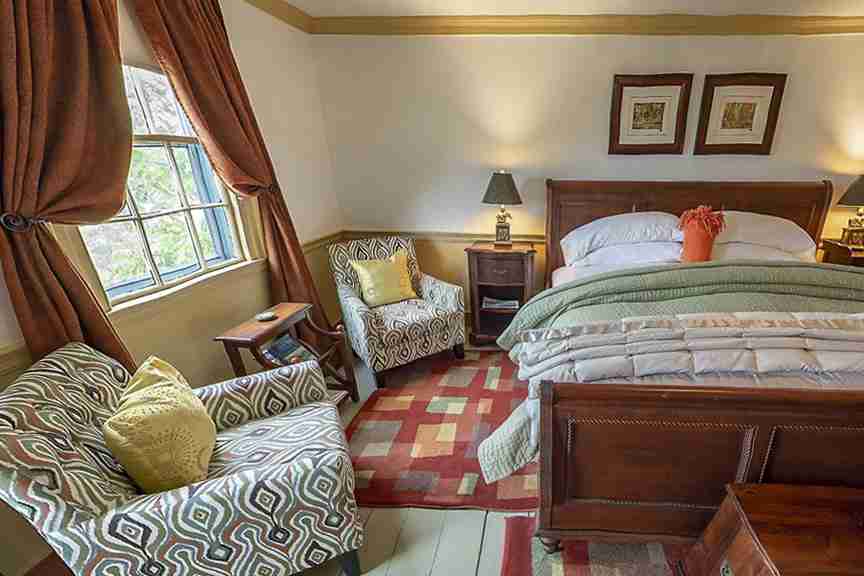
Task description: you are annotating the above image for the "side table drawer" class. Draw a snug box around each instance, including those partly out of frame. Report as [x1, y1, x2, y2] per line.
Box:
[476, 256, 524, 284]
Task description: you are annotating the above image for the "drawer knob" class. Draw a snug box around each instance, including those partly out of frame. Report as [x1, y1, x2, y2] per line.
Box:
[493, 268, 507, 275]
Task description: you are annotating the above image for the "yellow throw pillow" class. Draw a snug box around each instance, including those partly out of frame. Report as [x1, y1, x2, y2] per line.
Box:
[350, 250, 418, 307]
[103, 357, 216, 494]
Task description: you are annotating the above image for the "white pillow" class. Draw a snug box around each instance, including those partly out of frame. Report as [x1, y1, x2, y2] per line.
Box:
[715, 211, 816, 257]
[711, 242, 814, 262]
[571, 242, 682, 267]
[560, 212, 683, 266]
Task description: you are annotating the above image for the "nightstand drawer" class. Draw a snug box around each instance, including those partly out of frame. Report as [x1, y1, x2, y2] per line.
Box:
[476, 256, 524, 284]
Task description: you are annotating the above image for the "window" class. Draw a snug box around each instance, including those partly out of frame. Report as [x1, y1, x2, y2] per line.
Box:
[80, 66, 243, 303]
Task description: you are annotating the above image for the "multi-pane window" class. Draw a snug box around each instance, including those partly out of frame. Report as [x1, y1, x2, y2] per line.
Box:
[80, 66, 242, 303]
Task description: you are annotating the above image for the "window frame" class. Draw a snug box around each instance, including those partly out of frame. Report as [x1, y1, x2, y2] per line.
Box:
[75, 65, 249, 307]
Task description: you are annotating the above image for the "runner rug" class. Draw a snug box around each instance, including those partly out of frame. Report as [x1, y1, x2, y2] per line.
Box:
[345, 350, 538, 511]
[501, 516, 689, 576]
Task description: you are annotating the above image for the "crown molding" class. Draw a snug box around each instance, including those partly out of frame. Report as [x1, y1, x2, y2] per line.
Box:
[312, 14, 864, 36]
[244, 0, 314, 33]
[245, 3, 864, 37]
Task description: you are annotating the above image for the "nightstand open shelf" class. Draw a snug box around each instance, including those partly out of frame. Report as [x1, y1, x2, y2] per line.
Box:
[466, 242, 535, 345]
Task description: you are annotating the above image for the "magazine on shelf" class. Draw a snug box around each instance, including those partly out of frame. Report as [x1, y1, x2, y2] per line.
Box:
[482, 296, 520, 310]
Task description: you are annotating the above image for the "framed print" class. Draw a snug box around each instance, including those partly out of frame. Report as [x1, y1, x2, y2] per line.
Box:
[694, 73, 787, 155]
[609, 74, 693, 155]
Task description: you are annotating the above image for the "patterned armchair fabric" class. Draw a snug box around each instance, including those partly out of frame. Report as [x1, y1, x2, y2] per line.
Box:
[0, 343, 363, 576]
[329, 236, 465, 373]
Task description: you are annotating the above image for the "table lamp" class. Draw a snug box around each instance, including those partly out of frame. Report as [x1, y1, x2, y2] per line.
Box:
[482, 171, 522, 246]
[839, 175, 864, 245]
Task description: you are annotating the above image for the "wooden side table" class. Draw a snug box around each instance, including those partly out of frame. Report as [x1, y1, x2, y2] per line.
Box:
[465, 242, 535, 345]
[821, 239, 864, 266]
[682, 484, 864, 576]
[215, 303, 359, 402]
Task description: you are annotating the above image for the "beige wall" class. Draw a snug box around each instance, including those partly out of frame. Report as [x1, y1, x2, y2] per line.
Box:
[221, 0, 345, 244]
[313, 35, 864, 241]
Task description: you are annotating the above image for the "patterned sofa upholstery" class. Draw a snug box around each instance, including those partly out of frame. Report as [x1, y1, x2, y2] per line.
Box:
[329, 236, 466, 377]
[0, 343, 363, 576]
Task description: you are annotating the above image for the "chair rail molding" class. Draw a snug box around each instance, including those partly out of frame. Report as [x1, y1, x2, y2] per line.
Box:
[244, 2, 864, 36]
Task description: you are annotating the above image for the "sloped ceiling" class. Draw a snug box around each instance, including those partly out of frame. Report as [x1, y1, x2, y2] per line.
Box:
[287, 0, 864, 18]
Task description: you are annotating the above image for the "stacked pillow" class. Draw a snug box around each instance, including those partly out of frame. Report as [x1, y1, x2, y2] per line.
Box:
[714, 211, 817, 262]
[559, 210, 816, 268]
[560, 212, 683, 268]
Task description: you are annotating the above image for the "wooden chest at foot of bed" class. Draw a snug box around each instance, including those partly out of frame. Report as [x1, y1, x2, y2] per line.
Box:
[682, 484, 864, 576]
[537, 382, 864, 546]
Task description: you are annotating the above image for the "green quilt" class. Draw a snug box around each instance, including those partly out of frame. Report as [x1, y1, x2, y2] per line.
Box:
[497, 261, 864, 350]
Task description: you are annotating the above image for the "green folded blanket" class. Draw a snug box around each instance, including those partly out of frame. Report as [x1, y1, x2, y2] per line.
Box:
[497, 261, 864, 350]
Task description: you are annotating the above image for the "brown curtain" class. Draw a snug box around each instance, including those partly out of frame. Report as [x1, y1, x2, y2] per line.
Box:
[131, 0, 332, 333]
[0, 0, 135, 370]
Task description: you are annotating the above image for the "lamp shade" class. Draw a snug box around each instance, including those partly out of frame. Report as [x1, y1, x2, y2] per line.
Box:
[839, 175, 864, 207]
[482, 172, 522, 206]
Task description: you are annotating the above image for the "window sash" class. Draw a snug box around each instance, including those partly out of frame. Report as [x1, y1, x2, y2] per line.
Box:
[76, 65, 250, 306]
[98, 140, 242, 303]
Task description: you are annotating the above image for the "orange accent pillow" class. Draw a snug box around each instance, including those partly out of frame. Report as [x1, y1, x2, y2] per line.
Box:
[680, 206, 725, 263]
[681, 220, 715, 262]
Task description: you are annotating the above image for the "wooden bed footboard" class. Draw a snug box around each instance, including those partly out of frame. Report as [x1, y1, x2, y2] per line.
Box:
[538, 381, 864, 545]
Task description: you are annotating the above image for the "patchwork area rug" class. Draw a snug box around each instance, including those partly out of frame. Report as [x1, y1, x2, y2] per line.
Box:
[345, 351, 538, 511]
[502, 517, 688, 576]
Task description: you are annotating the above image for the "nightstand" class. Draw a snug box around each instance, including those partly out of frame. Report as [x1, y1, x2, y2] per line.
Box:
[822, 239, 864, 266]
[465, 242, 535, 345]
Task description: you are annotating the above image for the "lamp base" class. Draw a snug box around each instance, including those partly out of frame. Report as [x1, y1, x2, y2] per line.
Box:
[841, 226, 864, 246]
[495, 222, 512, 246]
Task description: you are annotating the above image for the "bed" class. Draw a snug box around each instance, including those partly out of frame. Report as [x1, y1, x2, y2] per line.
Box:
[483, 179, 864, 549]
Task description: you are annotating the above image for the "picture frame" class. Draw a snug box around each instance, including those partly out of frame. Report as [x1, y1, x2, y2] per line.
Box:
[609, 73, 694, 155]
[694, 73, 787, 155]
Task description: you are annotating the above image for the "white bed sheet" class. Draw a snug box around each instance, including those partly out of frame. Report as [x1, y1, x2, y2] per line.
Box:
[551, 261, 676, 287]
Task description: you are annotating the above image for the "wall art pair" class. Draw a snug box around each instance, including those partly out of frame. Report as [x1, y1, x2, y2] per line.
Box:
[609, 73, 787, 156]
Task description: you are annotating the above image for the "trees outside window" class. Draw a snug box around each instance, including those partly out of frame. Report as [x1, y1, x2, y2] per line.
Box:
[80, 66, 242, 302]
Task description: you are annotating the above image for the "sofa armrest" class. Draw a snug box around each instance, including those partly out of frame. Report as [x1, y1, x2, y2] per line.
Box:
[54, 452, 364, 576]
[195, 361, 328, 431]
[337, 286, 382, 362]
[421, 273, 465, 313]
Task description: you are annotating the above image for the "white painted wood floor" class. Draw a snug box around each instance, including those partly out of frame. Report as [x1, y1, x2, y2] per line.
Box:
[303, 354, 526, 576]
[303, 508, 526, 576]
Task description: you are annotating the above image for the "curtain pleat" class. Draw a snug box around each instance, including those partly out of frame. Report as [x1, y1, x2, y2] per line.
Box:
[132, 0, 332, 333]
[0, 0, 135, 370]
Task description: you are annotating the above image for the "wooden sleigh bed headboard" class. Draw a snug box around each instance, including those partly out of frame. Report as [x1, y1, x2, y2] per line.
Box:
[545, 179, 833, 288]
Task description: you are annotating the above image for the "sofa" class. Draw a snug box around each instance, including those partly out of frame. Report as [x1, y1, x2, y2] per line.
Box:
[0, 343, 363, 575]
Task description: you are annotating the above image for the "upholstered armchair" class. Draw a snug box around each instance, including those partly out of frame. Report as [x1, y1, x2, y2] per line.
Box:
[0, 343, 363, 576]
[329, 236, 465, 381]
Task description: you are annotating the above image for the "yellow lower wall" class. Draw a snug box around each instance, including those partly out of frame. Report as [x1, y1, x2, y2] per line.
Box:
[303, 230, 547, 330]
[339, 230, 546, 312]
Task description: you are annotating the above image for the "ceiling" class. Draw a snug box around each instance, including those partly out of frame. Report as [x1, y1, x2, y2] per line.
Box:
[287, 1, 864, 18]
